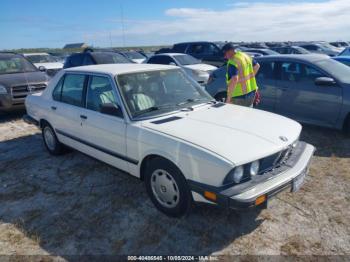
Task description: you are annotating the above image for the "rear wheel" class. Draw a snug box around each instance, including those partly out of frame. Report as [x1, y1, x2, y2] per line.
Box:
[42, 122, 64, 155]
[144, 157, 192, 217]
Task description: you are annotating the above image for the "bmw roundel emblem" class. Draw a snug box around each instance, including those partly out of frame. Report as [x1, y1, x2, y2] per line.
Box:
[279, 136, 288, 142]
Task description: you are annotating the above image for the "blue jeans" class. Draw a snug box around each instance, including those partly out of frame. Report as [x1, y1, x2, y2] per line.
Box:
[232, 91, 256, 107]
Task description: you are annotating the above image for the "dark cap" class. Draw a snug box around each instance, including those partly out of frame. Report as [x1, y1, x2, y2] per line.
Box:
[221, 43, 236, 53]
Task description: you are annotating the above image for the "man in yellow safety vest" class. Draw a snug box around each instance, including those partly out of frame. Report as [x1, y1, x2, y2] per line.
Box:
[222, 43, 260, 107]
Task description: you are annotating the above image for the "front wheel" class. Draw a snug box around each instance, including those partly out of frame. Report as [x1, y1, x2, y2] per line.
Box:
[42, 122, 64, 155]
[144, 158, 192, 217]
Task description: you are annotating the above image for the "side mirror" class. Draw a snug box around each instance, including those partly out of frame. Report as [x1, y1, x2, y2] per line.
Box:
[169, 62, 176, 66]
[100, 103, 123, 117]
[38, 66, 46, 72]
[315, 77, 336, 86]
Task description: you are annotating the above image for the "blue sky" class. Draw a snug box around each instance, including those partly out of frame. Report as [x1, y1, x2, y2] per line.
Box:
[1, 0, 349, 49]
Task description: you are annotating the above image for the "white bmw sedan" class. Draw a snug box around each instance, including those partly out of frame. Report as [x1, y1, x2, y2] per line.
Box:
[24, 64, 315, 217]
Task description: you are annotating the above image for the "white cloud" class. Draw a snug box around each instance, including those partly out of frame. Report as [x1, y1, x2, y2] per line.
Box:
[86, 0, 350, 47]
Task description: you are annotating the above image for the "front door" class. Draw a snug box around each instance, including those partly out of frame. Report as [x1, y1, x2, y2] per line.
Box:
[79, 74, 130, 172]
[274, 61, 342, 127]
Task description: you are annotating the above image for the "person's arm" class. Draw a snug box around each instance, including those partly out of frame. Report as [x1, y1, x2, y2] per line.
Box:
[253, 62, 260, 76]
[226, 75, 238, 103]
[226, 64, 238, 103]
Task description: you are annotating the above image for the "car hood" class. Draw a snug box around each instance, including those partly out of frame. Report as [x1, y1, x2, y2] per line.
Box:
[0, 71, 48, 87]
[142, 104, 301, 165]
[33, 62, 63, 69]
[183, 64, 217, 72]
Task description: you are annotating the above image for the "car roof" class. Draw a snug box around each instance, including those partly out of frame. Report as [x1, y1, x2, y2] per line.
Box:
[23, 53, 49, 56]
[153, 53, 187, 57]
[174, 41, 213, 45]
[65, 64, 178, 75]
[256, 54, 329, 62]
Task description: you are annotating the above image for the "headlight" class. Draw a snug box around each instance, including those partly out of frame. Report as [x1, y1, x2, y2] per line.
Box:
[0, 84, 7, 94]
[233, 166, 244, 183]
[250, 160, 260, 176]
[224, 165, 244, 184]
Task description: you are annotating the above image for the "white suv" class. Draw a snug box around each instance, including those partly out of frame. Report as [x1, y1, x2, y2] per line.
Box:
[24, 64, 315, 217]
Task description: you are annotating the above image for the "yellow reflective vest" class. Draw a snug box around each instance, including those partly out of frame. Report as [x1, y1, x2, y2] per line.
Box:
[226, 51, 258, 98]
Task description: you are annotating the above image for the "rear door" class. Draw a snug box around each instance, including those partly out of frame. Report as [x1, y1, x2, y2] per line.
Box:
[50, 73, 88, 142]
[274, 61, 342, 127]
[78, 74, 130, 172]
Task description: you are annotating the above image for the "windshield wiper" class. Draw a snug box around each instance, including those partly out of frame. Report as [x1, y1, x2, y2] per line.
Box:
[133, 106, 161, 117]
[133, 105, 176, 118]
[177, 98, 200, 106]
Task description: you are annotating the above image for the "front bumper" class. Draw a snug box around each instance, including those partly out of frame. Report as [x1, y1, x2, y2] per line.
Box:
[188, 141, 315, 209]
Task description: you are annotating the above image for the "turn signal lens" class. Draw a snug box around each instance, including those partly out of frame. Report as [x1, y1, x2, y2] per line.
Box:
[204, 191, 217, 202]
[255, 195, 266, 206]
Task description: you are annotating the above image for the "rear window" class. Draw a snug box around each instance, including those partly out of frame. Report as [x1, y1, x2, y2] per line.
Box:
[92, 52, 131, 64]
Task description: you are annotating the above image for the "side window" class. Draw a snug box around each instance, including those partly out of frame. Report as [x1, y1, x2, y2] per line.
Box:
[61, 74, 86, 107]
[256, 62, 275, 80]
[189, 44, 205, 54]
[281, 62, 302, 82]
[206, 44, 220, 54]
[173, 44, 187, 53]
[303, 64, 325, 81]
[52, 76, 64, 101]
[86, 76, 123, 118]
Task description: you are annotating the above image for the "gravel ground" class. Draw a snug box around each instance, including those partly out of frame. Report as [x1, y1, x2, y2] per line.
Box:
[0, 111, 349, 260]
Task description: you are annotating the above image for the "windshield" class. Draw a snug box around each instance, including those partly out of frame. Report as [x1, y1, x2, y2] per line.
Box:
[0, 55, 37, 75]
[116, 69, 212, 119]
[173, 54, 200, 65]
[294, 47, 309, 54]
[124, 52, 145, 59]
[264, 49, 279, 55]
[92, 52, 131, 64]
[26, 54, 57, 63]
[315, 58, 350, 83]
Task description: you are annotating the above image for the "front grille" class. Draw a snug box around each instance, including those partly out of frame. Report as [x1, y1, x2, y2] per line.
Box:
[259, 146, 293, 175]
[11, 83, 47, 99]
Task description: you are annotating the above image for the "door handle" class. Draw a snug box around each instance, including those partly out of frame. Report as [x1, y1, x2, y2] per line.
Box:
[80, 115, 87, 120]
[51, 106, 57, 110]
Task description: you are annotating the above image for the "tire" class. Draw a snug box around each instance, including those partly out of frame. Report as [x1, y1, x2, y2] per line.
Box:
[144, 157, 192, 217]
[41, 122, 64, 155]
[214, 92, 227, 102]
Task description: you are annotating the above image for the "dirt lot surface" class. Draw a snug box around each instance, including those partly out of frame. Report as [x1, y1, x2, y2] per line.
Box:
[0, 111, 349, 260]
